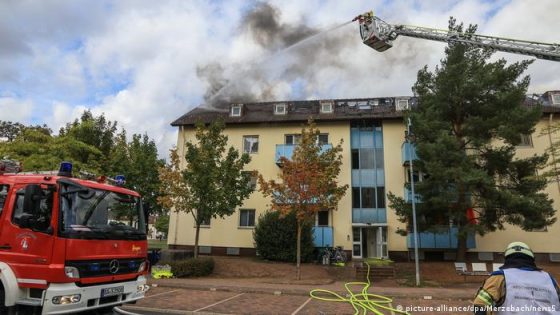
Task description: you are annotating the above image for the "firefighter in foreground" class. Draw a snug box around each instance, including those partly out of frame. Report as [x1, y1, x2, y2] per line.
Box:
[473, 242, 560, 314]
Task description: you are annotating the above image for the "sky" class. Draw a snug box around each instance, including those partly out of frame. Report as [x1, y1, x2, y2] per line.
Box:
[1, 0, 559, 157]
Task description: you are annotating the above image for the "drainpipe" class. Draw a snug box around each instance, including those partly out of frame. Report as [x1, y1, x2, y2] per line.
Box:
[547, 113, 560, 194]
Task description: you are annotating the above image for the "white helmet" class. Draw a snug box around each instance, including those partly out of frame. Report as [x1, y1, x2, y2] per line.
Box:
[504, 241, 534, 258]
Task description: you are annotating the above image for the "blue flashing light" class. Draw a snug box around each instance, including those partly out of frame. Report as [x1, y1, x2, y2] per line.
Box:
[128, 261, 137, 269]
[58, 162, 73, 177]
[89, 263, 100, 272]
[115, 175, 126, 186]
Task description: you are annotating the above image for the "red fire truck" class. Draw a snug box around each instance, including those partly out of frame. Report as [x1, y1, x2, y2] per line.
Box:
[0, 160, 149, 314]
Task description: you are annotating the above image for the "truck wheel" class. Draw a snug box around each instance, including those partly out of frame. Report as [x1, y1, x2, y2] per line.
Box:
[0, 288, 7, 313]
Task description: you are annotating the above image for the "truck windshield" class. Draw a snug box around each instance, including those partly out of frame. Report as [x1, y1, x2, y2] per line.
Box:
[59, 181, 146, 240]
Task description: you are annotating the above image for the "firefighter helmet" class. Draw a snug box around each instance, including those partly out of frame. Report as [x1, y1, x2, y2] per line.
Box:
[504, 241, 534, 258]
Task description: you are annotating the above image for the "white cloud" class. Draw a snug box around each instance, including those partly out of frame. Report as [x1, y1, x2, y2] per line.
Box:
[0, 97, 34, 123]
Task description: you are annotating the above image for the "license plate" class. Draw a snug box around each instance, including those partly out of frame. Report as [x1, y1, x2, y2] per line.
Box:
[101, 286, 124, 297]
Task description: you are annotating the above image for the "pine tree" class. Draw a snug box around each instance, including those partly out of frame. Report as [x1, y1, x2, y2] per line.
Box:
[388, 18, 555, 261]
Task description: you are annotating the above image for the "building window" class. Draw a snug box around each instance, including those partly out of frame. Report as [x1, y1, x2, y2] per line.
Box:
[351, 149, 359, 169]
[317, 211, 329, 226]
[318, 134, 329, 145]
[239, 209, 255, 227]
[361, 187, 375, 208]
[242, 171, 257, 191]
[552, 94, 560, 105]
[285, 134, 301, 145]
[274, 103, 287, 115]
[243, 136, 259, 153]
[376, 187, 385, 208]
[396, 99, 409, 111]
[320, 101, 333, 113]
[286, 134, 328, 145]
[352, 187, 361, 208]
[199, 216, 211, 227]
[231, 104, 242, 117]
[519, 134, 533, 147]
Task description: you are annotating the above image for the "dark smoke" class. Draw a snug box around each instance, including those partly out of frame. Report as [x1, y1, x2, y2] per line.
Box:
[196, 3, 356, 110]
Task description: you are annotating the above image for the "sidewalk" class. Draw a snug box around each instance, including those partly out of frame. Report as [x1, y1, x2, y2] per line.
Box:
[149, 277, 477, 300]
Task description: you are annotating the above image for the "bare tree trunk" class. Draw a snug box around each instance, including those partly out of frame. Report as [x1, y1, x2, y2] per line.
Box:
[296, 223, 302, 281]
[194, 224, 200, 259]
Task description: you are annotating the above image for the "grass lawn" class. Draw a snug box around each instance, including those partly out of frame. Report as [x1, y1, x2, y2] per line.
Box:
[148, 239, 169, 250]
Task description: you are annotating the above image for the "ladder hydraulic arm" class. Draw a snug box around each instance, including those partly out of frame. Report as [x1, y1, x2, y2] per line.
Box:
[354, 12, 560, 62]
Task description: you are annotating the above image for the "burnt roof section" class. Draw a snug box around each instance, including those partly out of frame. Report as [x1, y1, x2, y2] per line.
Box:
[171, 91, 560, 127]
[171, 97, 415, 126]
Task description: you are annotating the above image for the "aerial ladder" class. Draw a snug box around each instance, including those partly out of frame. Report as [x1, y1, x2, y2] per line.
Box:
[353, 11, 560, 62]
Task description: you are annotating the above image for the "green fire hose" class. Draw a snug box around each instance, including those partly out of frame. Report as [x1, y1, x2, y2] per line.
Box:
[309, 262, 411, 315]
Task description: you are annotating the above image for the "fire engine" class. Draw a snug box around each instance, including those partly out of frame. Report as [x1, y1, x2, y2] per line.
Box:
[0, 160, 149, 314]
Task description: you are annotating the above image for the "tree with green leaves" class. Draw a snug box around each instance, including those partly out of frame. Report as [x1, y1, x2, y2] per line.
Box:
[388, 18, 555, 261]
[155, 215, 170, 237]
[60, 110, 117, 173]
[158, 120, 253, 258]
[258, 120, 348, 280]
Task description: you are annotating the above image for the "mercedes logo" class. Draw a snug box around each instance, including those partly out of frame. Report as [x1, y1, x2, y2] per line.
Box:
[109, 259, 120, 274]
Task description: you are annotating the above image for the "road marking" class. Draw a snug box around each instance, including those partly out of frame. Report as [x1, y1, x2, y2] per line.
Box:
[143, 290, 179, 299]
[291, 297, 312, 315]
[193, 293, 245, 312]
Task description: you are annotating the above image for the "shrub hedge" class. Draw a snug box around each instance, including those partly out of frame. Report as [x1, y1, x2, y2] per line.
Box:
[253, 210, 315, 263]
[159, 257, 215, 277]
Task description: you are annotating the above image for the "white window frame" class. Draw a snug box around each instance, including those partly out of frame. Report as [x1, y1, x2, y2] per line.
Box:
[552, 94, 560, 105]
[320, 101, 333, 114]
[396, 99, 409, 111]
[243, 135, 259, 154]
[231, 104, 242, 117]
[518, 134, 533, 147]
[285, 134, 301, 145]
[239, 209, 256, 227]
[274, 103, 287, 115]
[242, 171, 257, 191]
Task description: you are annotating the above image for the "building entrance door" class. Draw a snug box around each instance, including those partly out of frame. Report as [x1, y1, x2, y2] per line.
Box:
[366, 226, 388, 259]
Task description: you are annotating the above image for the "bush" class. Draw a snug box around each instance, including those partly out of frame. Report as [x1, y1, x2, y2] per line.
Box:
[253, 211, 315, 263]
[159, 257, 214, 277]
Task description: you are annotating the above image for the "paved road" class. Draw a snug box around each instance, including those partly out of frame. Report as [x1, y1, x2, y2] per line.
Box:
[118, 286, 473, 315]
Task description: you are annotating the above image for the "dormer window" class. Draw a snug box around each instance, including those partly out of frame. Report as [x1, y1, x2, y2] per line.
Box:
[274, 103, 287, 115]
[396, 99, 409, 111]
[553, 93, 560, 105]
[320, 101, 334, 114]
[231, 104, 242, 117]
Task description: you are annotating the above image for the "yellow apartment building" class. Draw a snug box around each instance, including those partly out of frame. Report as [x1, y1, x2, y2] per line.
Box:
[168, 91, 560, 262]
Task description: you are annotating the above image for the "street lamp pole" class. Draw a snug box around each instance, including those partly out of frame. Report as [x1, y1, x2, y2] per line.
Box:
[407, 117, 421, 287]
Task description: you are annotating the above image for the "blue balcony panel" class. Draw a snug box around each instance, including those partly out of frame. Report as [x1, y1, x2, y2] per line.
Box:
[406, 226, 476, 249]
[352, 208, 387, 224]
[401, 142, 419, 164]
[276, 144, 333, 165]
[313, 226, 333, 247]
[404, 187, 422, 203]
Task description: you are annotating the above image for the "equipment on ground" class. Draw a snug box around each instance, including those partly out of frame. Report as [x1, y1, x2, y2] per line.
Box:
[354, 11, 560, 62]
[0, 161, 149, 314]
[310, 262, 410, 315]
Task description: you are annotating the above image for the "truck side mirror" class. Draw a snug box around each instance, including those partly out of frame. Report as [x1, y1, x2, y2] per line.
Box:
[23, 184, 43, 216]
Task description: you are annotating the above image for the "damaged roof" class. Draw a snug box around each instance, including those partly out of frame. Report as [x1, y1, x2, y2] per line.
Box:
[171, 92, 560, 127]
[171, 97, 415, 126]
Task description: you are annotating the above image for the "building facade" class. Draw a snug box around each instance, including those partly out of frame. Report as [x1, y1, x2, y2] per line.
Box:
[169, 91, 560, 262]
